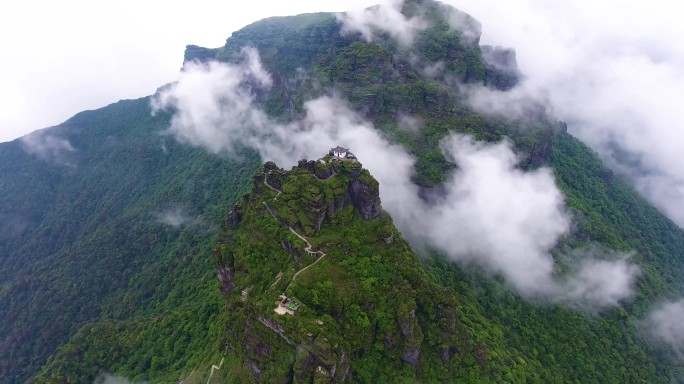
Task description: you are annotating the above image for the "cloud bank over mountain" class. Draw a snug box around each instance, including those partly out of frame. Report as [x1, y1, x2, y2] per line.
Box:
[9, 0, 682, 233]
[0, 0, 378, 143]
[341, 0, 684, 230]
[153, 48, 639, 311]
[8, 0, 683, 233]
[643, 300, 684, 361]
[20, 130, 75, 165]
[337, 0, 427, 47]
[447, 0, 684, 227]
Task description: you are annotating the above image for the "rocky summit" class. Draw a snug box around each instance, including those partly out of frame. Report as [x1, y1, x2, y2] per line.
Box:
[212, 152, 478, 382]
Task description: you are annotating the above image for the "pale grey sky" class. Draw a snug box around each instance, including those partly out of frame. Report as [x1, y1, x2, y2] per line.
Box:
[3, 0, 679, 143]
[0, 0, 374, 142]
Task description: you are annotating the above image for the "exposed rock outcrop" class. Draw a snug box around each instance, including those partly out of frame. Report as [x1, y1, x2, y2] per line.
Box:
[225, 205, 242, 229]
[398, 300, 424, 369]
[314, 162, 334, 180]
[216, 266, 236, 296]
[522, 134, 553, 168]
[348, 178, 381, 220]
[402, 347, 421, 369]
[280, 239, 301, 263]
[481, 45, 518, 73]
[297, 159, 316, 174]
[245, 357, 262, 378]
[264, 161, 286, 190]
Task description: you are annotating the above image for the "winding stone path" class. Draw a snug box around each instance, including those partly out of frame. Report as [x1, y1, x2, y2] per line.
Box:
[285, 227, 326, 293]
[263, 173, 282, 197]
[206, 357, 224, 384]
[261, 171, 327, 295]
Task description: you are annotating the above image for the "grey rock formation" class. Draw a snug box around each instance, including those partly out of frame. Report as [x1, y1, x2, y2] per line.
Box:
[226, 205, 242, 229]
[481, 45, 518, 73]
[348, 178, 381, 220]
[402, 347, 421, 368]
[216, 266, 236, 296]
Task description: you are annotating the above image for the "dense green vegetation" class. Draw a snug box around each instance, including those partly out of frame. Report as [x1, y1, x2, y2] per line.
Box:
[207, 138, 684, 383]
[420, 132, 684, 383]
[0, 98, 259, 382]
[1, 0, 684, 382]
[213, 159, 491, 382]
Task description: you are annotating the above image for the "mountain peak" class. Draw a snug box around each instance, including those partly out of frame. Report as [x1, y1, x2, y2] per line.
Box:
[212, 153, 478, 381]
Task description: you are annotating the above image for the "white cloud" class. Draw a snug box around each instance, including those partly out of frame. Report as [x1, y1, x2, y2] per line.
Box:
[561, 257, 640, 310]
[444, 0, 684, 227]
[337, 0, 428, 47]
[20, 130, 75, 165]
[414, 135, 639, 311]
[335, 0, 684, 228]
[423, 135, 568, 295]
[151, 47, 272, 155]
[397, 114, 423, 134]
[6, 0, 683, 236]
[0, 0, 378, 143]
[642, 300, 684, 360]
[155, 207, 194, 229]
[154, 50, 639, 311]
[93, 373, 139, 384]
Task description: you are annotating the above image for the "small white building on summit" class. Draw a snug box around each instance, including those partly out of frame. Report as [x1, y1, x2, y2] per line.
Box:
[331, 146, 349, 158]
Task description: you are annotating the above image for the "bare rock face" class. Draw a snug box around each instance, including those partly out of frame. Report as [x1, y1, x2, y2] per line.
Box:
[226, 205, 242, 229]
[348, 178, 381, 220]
[297, 159, 316, 174]
[398, 302, 424, 369]
[254, 155, 383, 236]
[280, 239, 301, 263]
[481, 45, 518, 73]
[216, 266, 236, 296]
[522, 133, 553, 168]
[264, 161, 286, 190]
[402, 347, 421, 368]
[314, 163, 333, 180]
[440, 346, 459, 364]
[245, 357, 262, 378]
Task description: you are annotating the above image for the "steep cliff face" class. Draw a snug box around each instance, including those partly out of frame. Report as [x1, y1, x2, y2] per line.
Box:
[212, 153, 485, 382]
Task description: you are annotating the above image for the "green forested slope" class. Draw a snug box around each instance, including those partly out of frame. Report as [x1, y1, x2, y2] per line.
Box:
[208, 159, 492, 382]
[0, 98, 259, 382]
[1, 1, 683, 382]
[424, 132, 684, 383]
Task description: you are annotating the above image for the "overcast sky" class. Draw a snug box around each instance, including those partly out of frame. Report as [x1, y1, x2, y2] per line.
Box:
[0, 0, 374, 143]
[2, 1, 679, 141]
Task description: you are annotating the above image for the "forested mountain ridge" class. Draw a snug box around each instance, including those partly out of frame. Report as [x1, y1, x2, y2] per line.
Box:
[1, 0, 683, 382]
